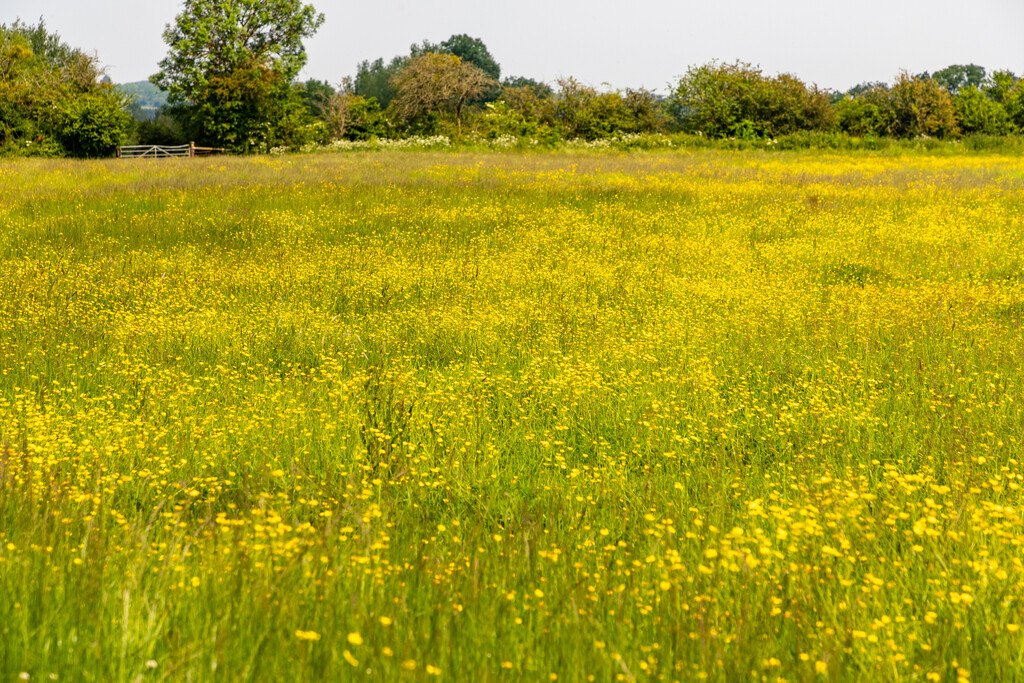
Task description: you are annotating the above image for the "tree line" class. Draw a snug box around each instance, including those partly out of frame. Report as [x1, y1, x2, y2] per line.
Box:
[3, 0, 1024, 157]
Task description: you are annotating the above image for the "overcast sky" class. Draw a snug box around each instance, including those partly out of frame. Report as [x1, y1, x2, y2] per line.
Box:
[3, 0, 1022, 93]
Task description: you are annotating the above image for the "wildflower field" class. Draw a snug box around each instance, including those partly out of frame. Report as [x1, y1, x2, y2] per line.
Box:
[1, 150, 1023, 682]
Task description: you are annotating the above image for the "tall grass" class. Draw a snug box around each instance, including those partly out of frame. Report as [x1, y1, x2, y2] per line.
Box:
[1, 150, 1023, 681]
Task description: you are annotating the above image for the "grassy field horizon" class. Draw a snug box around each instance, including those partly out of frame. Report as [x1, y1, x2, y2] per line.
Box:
[1, 149, 1023, 681]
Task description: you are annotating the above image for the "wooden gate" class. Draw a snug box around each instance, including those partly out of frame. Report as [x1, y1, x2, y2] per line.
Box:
[117, 142, 225, 158]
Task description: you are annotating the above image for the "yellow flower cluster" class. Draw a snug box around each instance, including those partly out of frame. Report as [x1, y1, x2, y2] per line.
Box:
[0, 150, 1022, 680]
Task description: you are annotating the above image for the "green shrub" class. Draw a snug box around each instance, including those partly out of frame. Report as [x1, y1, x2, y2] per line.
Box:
[344, 96, 389, 140]
[474, 100, 541, 139]
[52, 91, 133, 157]
[836, 95, 888, 136]
[670, 61, 834, 138]
[1003, 83, 1024, 133]
[954, 86, 1011, 135]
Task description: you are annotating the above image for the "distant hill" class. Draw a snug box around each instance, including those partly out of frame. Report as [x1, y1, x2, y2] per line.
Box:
[118, 81, 168, 110]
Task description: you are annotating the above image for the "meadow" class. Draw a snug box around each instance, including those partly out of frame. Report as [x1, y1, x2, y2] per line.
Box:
[1, 148, 1023, 682]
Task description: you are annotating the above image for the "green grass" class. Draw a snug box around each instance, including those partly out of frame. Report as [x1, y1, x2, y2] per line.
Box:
[1, 150, 1023, 682]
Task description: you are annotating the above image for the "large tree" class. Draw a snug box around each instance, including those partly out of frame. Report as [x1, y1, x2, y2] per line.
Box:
[409, 34, 500, 81]
[390, 53, 496, 133]
[152, 0, 323, 150]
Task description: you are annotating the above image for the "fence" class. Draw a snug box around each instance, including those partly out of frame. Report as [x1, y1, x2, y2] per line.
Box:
[117, 142, 226, 159]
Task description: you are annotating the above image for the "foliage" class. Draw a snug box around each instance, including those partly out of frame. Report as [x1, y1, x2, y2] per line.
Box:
[622, 88, 670, 133]
[0, 19, 131, 157]
[473, 100, 543, 139]
[549, 79, 670, 140]
[500, 84, 556, 124]
[925, 63, 987, 94]
[345, 96, 389, 140]
[353, 56, 407, 108]
[408, 34, 501, 104]
[319, 92, 388, 140]
[1004, 87, 1024, 133]
[552, 77, 603, 138]
[436, 34, 500, 81]
[843, 81, 887, 99]
[836, 74, 959, 139]
[439, 34, 500, 104]
[501, 75, 553, 99]
[167, 58, 304, 150]
[132, 113, 188, 145]
[152, 0, 324, 150]
[670, 61, 834, 138]
[953, 85, 1011, 135]
[51, 92, 134, 157]
[886, 72, 959, 138]
[296, 78, 335, 114]
[390, 53, 496, 133]
[835, 90, 889, 137]
[986, 70, 1019, 104]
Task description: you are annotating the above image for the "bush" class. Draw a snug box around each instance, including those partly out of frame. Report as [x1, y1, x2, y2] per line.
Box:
[670, 61, 834, 138]
[887, 73, 958, 138]
[474, 100, 542, 139]
[954, 86, 1011, 135]
[1, 20, 133, 157]
[343, 96, 389, 140]
[552, 79, 670, 140]
[836, 93, 888, 136]
[52, 91, 133, 157]
[835, 74, 959, 139]
[1003, 83, 1024, 133]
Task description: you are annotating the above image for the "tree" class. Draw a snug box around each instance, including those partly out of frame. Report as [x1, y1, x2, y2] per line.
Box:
[1003, 82, 1024, 132]
[1, 19, 131, 157]
[438, 34, 500, 81]
[844, 81, 887, 98]
[410, 34, 501, 103]
[836, 74, 959, 139]
[297, 78, 335, 114]
[987, 70, 1018, 104]
[502, 76, 553, 99]
[53, 93, 135, 156]
[186, 58, 300, 149]
[887, 72, 958, 138]
[552, 79, 634, 139]
[670, 61, 834, 138]
[953, 85, 1010, 135]
[541, 79, 670, 140]
[152, 0, 323, 150]
[835, 88, 889, 136]
[926, 64, 987, 94]
[390, 53, 496, 133]
[318, 88, 387, 141]
[499, 83, 556, 130]
[353, 56, 407, 107]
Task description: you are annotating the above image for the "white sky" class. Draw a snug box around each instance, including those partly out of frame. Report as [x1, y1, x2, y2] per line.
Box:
[3, 0, 1023, 93]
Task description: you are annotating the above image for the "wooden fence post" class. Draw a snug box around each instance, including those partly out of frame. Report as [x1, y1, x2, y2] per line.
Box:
[190, 141, 195, 158]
